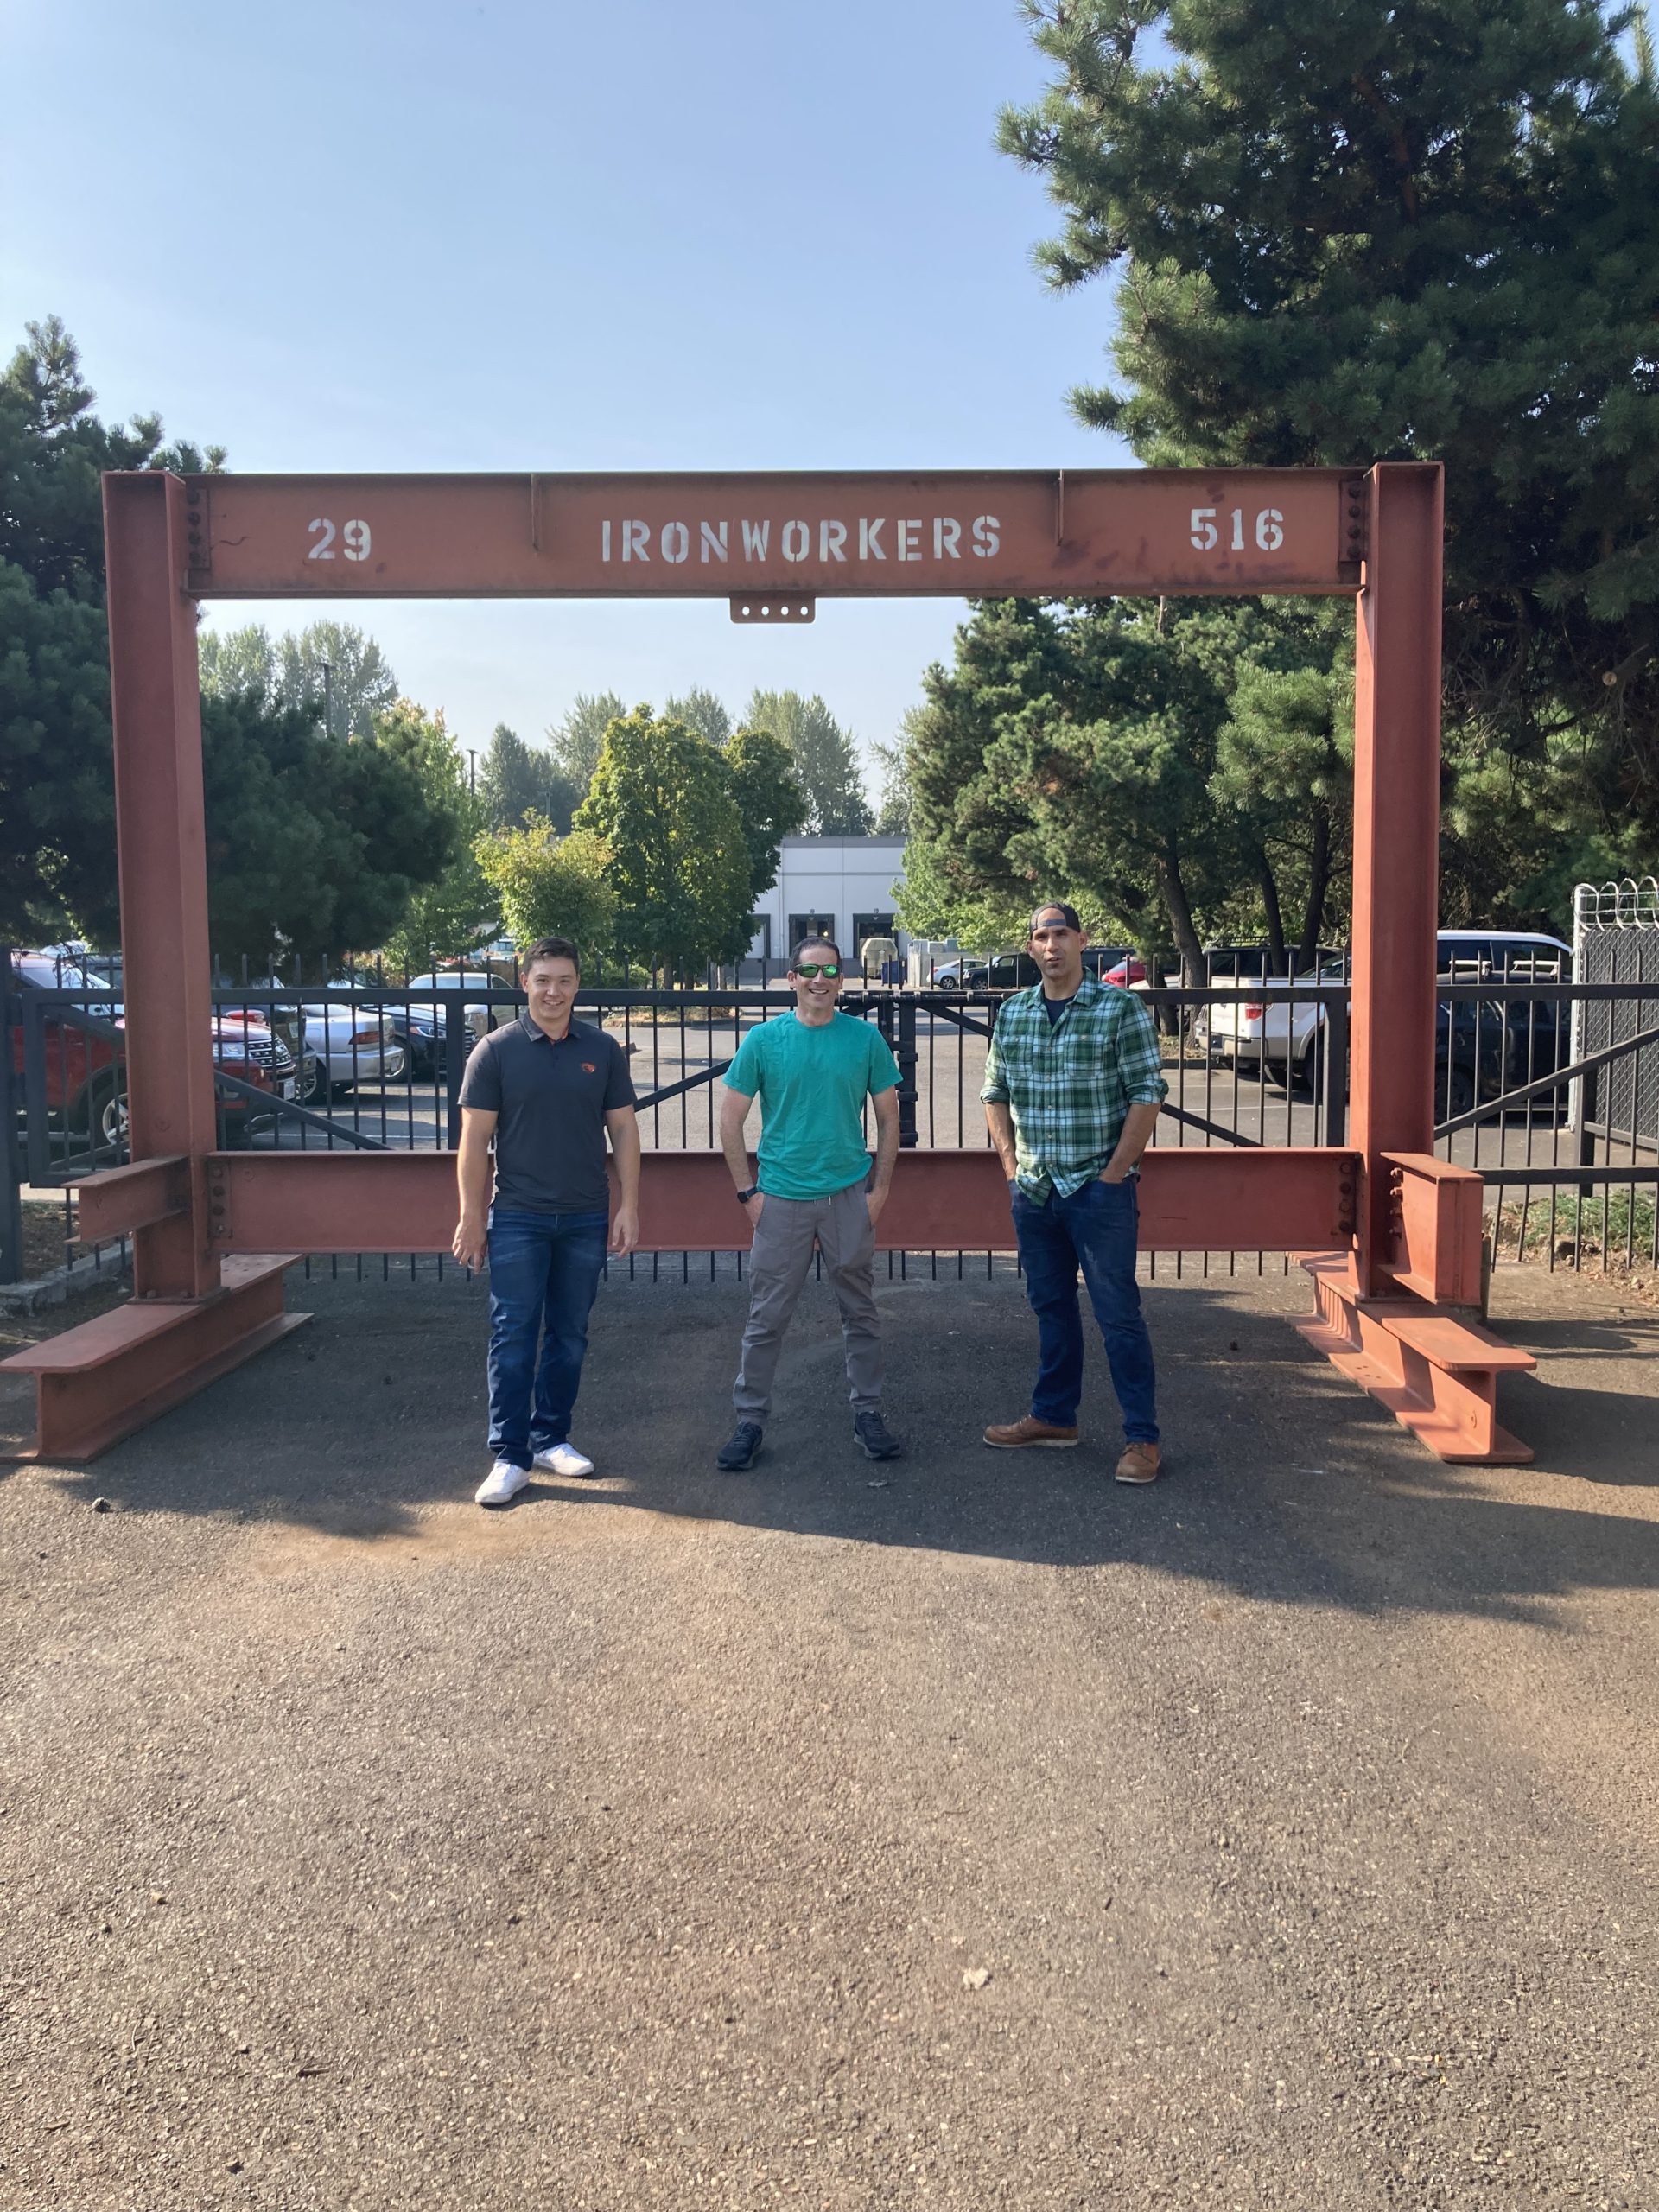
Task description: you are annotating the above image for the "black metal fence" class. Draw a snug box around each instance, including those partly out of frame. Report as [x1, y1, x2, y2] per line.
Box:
[7, 944, 1656, 1286]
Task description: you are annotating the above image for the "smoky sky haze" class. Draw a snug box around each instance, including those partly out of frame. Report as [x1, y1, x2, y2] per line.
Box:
[1, 0, 1131, 775]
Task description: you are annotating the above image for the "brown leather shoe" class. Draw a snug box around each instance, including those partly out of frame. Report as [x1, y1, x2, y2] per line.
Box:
[1115, 1441, 1163, 1485]
[983, 1415, 1080, 1450]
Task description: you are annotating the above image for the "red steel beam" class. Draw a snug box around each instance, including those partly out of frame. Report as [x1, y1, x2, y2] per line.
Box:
[176, 468, 1363, 601]
[103, 473, 219, 1299]
[1378, 1152, 1486, 1310]
[75, 1154, 191, 1243]
[0, 1255, 306, 1463]
[1349, 463, 1445, 1292]
[199, 1147, 1359, 1257]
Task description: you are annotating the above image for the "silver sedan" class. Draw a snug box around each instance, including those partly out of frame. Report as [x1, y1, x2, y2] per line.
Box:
[297, 1002, 408, 1102]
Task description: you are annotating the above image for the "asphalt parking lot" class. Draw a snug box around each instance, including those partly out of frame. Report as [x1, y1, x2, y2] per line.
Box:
[3, 1258, 1656, 2209]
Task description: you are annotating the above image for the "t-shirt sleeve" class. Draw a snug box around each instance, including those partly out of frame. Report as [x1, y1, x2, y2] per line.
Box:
[724, 1022, 764, 1097]
[457, 1033, 503, 1112]
[867, 1027, 899, 1096]
[602, 1033, 637, 1109]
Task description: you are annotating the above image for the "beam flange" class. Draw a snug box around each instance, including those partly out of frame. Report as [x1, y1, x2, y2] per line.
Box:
[0, 1255, 305, 1463]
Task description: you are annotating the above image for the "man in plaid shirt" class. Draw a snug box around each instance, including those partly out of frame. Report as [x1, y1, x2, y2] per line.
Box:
[981, 901, 1169, 1483]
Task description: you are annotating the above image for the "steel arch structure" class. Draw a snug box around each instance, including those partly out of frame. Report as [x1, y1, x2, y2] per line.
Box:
[3, 461, 1535, 1464]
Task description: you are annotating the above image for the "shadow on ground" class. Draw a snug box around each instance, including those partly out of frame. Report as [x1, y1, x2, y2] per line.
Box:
[19, 1257, 1659, 1625]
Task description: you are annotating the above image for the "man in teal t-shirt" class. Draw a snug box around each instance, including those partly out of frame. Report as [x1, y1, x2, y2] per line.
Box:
[716, 936, 903, 1471]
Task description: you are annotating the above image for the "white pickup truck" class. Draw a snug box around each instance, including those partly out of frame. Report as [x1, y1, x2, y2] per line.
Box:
[1193, 931, 1571, 1092]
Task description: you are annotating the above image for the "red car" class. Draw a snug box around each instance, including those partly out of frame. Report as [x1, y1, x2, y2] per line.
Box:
[9, 952, 296, 1161]
[1103, 954, 1149, 988]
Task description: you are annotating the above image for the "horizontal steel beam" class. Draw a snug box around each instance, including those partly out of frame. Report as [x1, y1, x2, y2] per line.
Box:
[194, 1146, 1361, 1255]
[74, 1154, 191, 1242]
[172, 467, 1362, 601]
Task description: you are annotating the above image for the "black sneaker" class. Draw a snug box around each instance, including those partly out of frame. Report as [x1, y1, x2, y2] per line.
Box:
[853, 1410, 904, 1460]
[716, 1421, 764, 1471]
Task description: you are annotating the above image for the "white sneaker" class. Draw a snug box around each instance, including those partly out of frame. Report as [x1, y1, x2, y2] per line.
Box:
[532, 1442, 596, 1479]
[475, 1459, 531, 1508]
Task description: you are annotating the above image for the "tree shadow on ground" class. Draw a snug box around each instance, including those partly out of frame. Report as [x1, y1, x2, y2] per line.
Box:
[19, 1262, 1659, 1624]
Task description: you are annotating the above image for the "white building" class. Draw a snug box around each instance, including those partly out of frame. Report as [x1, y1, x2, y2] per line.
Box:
[748, 836, 906, 969]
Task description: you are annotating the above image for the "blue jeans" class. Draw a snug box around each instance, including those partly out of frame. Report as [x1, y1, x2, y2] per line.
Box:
[486, 1207, 610, 1470]
[1012, 1177, 1158, 1443]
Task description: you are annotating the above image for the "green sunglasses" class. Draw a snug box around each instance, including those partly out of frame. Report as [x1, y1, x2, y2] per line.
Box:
[793, 961, 841, 979]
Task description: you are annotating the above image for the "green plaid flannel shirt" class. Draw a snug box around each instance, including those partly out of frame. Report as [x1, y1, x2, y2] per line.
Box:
[980, 976, 1169, 1199]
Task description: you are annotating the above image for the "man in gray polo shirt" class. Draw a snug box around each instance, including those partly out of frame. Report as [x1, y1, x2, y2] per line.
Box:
[452, 936, 639, 1506]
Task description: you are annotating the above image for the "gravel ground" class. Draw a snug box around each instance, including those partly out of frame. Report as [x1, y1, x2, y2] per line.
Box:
[3, 1258, 1656, 2209]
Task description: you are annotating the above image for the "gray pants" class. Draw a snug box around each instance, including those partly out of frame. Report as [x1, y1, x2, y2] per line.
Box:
[733, 1183, 883, 1423]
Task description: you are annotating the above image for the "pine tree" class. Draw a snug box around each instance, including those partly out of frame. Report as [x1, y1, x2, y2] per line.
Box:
[1001, 0, 1659, 853]
[0, 316, 221, 939]
[905, 595, 1348, 969]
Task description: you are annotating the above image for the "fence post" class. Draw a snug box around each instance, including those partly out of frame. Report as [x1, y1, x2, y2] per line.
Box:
[1322, 987, 1349, 1149]
[0, 947, 23, 1282]
[896, 991, 919, 1149]
[445, 998, 469, 1147]
[1577, 1063, 1599, 1199]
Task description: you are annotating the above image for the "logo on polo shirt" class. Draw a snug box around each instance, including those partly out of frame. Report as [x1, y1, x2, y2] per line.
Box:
[582, 1062, 597, 1073]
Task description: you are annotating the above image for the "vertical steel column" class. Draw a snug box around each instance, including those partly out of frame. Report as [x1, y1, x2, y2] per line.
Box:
[103, 472, 219, 1299]
[1349, 463, 1444, 1291]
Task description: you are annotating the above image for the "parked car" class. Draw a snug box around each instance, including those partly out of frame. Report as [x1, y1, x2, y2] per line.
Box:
[941, 947, 1128, 993]
[956, 951, 1041, 992]
[10, 951, 296, 1159]
[363, 970, 506, 1075]
[1193, 931, 1570, 1109]
[295, 1002, 407, 1103]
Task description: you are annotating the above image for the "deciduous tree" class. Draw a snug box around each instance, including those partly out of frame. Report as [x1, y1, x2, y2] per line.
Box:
[575, 707, 753, 971]
[200, 620, 398, 738]
[721, 725, 809, 912]
[744, 689, 873, 835]
[547, 690, 625, 795]
[664, 686, 733, 748]
[474, 820, 618, 969]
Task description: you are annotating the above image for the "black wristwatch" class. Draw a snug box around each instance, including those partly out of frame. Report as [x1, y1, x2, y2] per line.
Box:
[736, 1185, 760, 1205]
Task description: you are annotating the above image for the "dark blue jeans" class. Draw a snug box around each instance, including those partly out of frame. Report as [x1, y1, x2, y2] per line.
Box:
[486, 1207, 610, 1470]
[1012, 1177, 1159, 1443]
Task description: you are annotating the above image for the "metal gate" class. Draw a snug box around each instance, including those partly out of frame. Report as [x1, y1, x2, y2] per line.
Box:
[1573, 878, 1659, 1150]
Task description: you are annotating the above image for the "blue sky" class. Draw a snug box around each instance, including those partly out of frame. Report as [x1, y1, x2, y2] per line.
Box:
[3, 0, 1130, 784]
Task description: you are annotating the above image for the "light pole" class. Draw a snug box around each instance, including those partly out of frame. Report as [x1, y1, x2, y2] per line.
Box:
[320, 657, 334, 739]
[467, 748, 477, 796]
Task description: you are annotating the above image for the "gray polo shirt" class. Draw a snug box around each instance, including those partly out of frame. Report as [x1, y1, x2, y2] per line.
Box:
[457, 1014, 636, 1215]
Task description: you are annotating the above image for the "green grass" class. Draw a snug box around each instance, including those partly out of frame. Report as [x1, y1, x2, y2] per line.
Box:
[1492, 1185, 1658, 1268]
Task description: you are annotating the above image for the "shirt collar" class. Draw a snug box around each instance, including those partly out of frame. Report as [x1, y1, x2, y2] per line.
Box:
[519, 1011, 579, 1045]
[1027, 974, 1104, 1010]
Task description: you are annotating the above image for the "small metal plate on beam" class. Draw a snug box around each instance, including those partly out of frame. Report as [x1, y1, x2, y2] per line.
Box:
[730, 594, 815, 624]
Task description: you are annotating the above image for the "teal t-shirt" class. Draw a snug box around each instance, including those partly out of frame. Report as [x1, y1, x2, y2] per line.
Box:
[725, 1011, 900, 1199]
